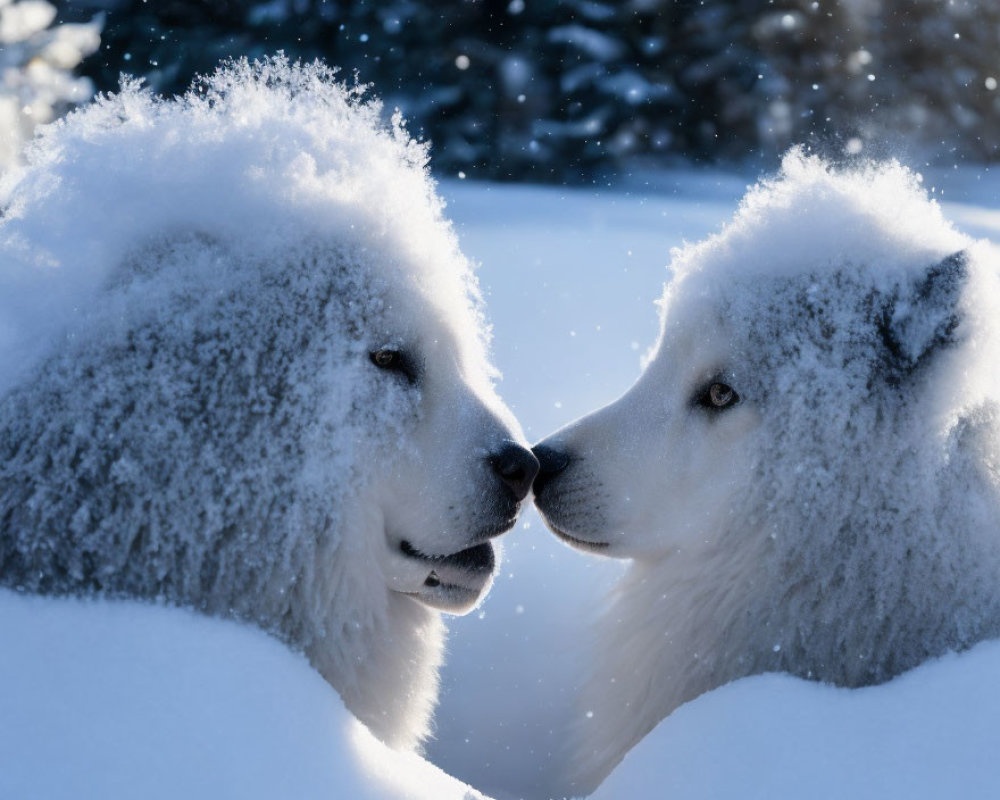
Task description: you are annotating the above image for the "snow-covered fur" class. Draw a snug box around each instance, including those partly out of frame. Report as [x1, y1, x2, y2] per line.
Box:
[0, 57, 533, 751]
[533, 152, 1000, 794]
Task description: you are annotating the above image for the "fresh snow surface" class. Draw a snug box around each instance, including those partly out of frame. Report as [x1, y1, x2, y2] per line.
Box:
[429, 169, 1000, 800]
[590, 641, 1000, 800]
[0, 589, 486, 800]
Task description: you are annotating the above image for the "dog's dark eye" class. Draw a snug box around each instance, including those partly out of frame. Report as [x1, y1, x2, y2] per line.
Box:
[371, 349, 400, 369]
[695, 381, 740, 411]
[370, 348, 418, 384]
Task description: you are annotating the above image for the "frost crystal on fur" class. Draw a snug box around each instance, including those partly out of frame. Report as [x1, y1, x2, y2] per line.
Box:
[539, 152, 1000, 793]
[0, 56, 517, 751]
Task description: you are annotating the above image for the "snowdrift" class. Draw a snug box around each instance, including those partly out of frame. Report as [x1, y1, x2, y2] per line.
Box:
[589, 641, 1000, 800]
[0, 589, 488, 800]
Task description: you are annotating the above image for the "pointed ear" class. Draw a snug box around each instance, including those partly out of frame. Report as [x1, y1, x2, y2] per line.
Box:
[876, 250, 967, 382]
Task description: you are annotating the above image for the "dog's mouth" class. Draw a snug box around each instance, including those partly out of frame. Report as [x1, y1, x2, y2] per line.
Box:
[400, 539, 495, 575]
[538, 517, 611, 554]
[393, 539, 497, 614]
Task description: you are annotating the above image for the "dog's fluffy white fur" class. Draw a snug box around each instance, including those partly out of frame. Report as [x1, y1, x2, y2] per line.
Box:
[534, 152, 1000, 793]
[0, 57, 528, 751]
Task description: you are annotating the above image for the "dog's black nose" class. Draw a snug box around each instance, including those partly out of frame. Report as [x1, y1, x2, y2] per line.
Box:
[531, 443, 570, 495]
[489, 442, 540, 502]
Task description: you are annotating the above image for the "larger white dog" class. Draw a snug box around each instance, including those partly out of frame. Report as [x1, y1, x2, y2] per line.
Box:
[0, 57, 537, 751]
[533, 153, 1000, 793]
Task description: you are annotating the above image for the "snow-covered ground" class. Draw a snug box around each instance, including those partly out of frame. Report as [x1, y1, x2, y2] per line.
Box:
[0, 589, 486, 800]
[4, 165, 1000, 799]
[590, 640, 1000, 800]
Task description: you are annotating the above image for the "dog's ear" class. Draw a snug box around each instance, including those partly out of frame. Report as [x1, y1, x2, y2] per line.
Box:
[875, 250, 967, 383]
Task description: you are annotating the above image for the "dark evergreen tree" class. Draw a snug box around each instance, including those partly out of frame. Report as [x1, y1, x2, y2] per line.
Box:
[752, 0, 876, 156]
[50, 0, 1000, 181]
[872, 0, 1000, 161]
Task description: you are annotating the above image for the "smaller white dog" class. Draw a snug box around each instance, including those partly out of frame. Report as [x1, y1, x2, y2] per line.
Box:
[533, 152, 1000, 794]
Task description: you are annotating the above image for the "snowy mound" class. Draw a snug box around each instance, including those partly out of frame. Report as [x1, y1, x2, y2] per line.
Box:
[590, 641, 1000, 800]
[0, 590, 488, 800]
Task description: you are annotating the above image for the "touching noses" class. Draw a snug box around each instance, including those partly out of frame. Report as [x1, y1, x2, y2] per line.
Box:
[529, 443, 570, 496]
[490, 442, 540, 502]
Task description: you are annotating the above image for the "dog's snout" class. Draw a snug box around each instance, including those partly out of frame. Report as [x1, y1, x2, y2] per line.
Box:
[530, 443, 570, 496]
[489, 442, 540, 502]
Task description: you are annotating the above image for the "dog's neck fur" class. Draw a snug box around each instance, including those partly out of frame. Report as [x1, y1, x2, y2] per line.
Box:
[567, 540, 773, 795]
[0, 369, 443, 753]
[569, 407, 1000, 795]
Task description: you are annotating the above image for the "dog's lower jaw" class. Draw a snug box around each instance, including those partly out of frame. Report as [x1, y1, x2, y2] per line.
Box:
[542, 517, 611, 554]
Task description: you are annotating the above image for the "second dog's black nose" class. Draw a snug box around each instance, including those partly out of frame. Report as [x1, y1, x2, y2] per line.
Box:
[531, 443, 570, 496]
[489, 442, 540, 502]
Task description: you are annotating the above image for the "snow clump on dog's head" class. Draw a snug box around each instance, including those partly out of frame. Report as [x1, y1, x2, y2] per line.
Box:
[0, 54, 489, 391]
[670, 150, 967, 283]
[0, 56, 533, 751]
